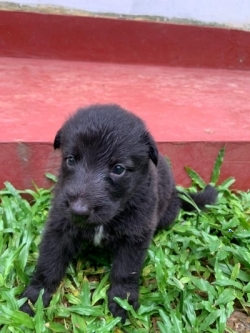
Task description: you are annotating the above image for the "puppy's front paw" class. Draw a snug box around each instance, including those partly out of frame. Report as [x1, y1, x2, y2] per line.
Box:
[19, 286, 38, 316]
[19, 285, 51, 316]
[20, 301, 35, 316]
[108, 285, 139, 323]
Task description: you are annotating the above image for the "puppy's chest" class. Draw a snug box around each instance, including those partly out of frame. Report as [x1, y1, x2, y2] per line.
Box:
[81, 224, 122, 247]
[91, 225, 121, 247]
[93, 225, 106, 247]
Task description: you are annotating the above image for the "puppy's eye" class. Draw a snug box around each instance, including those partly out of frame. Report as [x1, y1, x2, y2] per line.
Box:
[111, 164, 125, 175]
[66, 156, 76, 167]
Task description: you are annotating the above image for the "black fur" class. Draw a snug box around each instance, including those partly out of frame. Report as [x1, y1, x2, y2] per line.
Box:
[20, 104, 217, 322]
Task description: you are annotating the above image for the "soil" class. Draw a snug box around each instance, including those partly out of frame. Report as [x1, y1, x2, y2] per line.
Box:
[227, 311, 250, 333]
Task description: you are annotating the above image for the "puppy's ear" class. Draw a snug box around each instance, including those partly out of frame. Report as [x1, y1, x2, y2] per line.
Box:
[53, 129, 62, 150]
[143, 132, 158, 166]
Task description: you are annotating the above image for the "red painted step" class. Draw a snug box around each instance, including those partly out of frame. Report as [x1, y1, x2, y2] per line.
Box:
[0, 11, 250, 190]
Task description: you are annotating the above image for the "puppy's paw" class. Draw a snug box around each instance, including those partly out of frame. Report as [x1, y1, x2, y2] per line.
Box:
[108, 285, 139, 324]
[108, 301, 128, 324]
[20, 301, 35, 316]
[19, 286, 37, 316]
[19, 285, 51, 316]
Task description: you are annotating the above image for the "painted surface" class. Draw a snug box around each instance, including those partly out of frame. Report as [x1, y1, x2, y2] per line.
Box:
[1, 0, 250, 30]
[1, 11, 250, 70]
[1, 55, 250, 190]
[0, 11, 250, 190]
[1, 141, 250, 191]
[1, 57, 250, 143]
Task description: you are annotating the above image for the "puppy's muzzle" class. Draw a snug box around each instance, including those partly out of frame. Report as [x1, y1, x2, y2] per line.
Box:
[69, 199, 91, 218]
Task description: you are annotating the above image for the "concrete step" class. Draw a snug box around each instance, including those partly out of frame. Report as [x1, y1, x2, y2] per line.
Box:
[0, 11, 250, 190]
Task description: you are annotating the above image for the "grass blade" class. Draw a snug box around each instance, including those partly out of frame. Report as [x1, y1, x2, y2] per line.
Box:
[210, 147, 225, 184]
[185, 167, 206, 188]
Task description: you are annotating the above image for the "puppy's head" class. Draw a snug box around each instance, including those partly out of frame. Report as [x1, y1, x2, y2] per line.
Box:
[54, 104, 158, 226]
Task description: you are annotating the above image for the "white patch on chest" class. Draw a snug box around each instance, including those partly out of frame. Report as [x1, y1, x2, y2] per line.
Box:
[93, 225, 104, 246]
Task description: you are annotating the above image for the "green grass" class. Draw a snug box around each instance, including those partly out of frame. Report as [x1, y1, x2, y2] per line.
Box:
[0, 148, 250, 332]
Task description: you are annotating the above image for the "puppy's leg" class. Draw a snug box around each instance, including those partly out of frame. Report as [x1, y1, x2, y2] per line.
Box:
[20, 224, 78, 315]
[108, 238, 150, 323]
[157, 189, 181, 230]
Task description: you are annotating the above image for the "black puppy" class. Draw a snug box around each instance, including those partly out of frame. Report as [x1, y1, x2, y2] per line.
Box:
[20, 104, 217, 322]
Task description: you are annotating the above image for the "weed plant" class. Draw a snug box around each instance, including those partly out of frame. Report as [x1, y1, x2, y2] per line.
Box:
[0, 148, 249, 332]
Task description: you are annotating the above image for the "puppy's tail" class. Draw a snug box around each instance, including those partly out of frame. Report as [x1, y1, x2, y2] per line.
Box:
[179, 185, 217, 212]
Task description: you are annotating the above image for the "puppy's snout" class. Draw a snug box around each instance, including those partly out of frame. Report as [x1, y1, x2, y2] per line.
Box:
[70, 200, 91, 217]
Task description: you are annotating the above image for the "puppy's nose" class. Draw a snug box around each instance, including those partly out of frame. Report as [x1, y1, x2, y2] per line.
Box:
[70, 201, 90, 217]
